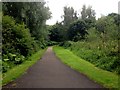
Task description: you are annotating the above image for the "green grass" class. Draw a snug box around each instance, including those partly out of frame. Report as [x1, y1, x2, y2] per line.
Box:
[2, 48, 46, 86]
[53, 46, 119, 88]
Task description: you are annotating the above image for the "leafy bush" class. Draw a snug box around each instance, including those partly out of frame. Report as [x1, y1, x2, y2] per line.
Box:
[2, 52, 25, 73]
[2, 15, 35, 56]
[2, 15, 39, 73]
[2, 62, 10, 73]
[68, 20, 88, 41]
[60, 40, 119, 74]
[47, 41, 58, 46]
[59, 41, 73, 48]
[61, 16, 119, 74]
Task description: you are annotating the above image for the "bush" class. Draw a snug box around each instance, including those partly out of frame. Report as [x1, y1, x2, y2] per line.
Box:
[59, 41, 73, 48]
[62, 41, 119, 74]
[68, 20, 88, 41]
[47, 41, 58, 46]
[2, 62, 10, 73]
[2, 16, 30, 56]
[2, 15, 38, 73]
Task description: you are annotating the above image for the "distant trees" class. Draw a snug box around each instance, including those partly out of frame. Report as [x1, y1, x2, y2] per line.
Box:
[49, 23, 64, 42]
[68, 20, 87, 41]
[50, 5, 96, 42]
[108, 13, 120, 25]
[61, 6, 78, 40]
[48, 5, 119, 73]
[63, 6, 78, 26]
[64, 5, 96, 41]
[48, 6, 79, 42]
[81, 5, 96, 19]
[81, 5, 96, 28]
[96, 16, 118, 44]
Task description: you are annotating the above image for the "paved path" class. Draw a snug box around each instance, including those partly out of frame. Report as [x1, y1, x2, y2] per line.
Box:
[3, 47, 104, 88]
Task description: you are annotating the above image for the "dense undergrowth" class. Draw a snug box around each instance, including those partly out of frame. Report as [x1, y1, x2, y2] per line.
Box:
[53, 46, 118, 88]
[2, 15, 45, 73]
[49, 10, 119, 75]
[2, 2, 51, 73]
[59, 40, 119, 74]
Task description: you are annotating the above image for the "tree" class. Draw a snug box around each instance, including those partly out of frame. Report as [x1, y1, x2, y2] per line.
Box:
[108, 13, 120, 26]
[63, 6, 78, 26]
[68, 20, 87, 41]
[81, 5, 95, 20]
[81, 5, 87, 20]
[86, 6, 95, 19]
[81, 5, 96, 28]
[2, 15, 37, 57]
[61, 6, 79, 40]
[3, 2, 51, 46]
[96, 15, 118, 51]
[2, 1, 52, 72]
[49, 23, 64, 42]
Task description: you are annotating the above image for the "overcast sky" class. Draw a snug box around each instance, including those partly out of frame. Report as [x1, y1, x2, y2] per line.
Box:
[45, 0, 119, 25]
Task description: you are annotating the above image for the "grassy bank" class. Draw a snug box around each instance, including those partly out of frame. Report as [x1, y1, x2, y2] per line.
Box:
[53, 46, 118, 88]
[2, 48, 46, 86]
[60, 41, 119, 74]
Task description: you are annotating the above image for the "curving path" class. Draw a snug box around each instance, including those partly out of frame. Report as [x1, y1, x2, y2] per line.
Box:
[3, 47, 105, 88]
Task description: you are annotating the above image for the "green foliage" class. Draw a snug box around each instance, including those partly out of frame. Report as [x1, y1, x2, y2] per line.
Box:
[63, 6, 78, 26]
[2, 62, 10, 73]
[2, 49, 46, 85]
[68, 20, 88, 41]
[2, 53, 25, 73]
[81, 5, 96, 28]
[59, 41, 73, 48]
[47, 41, 58, 46]
[3, 2, 51, 46]
[2, 1, 119, 86]
[49, 23, 64, 42]
[2, 1, 51, 74]
[2, 15, 37, 56]
[108, 13, 120, 26]
[2, 15, 39, 73]
[86, 27, 100, 42]
[54, 46, 118, 88]
[59, 14, 119, 73]
[60, 40, 119, 74]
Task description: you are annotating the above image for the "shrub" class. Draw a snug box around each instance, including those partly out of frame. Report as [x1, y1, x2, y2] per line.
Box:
[2, 62, 10, 73]
[62, 41, 119, 74]
[2, 15, 38, 73]
[59, 41, 73, 48]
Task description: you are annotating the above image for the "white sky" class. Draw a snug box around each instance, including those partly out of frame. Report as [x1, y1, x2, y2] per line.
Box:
[45, 0, 119, 25]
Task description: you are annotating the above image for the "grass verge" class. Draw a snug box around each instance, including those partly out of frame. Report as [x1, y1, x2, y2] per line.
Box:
[53, 46, 119, 88]
[2, 48, 46, 86]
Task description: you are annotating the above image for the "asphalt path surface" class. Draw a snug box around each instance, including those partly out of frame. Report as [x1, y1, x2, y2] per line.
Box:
[3, 47, 105, 89]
